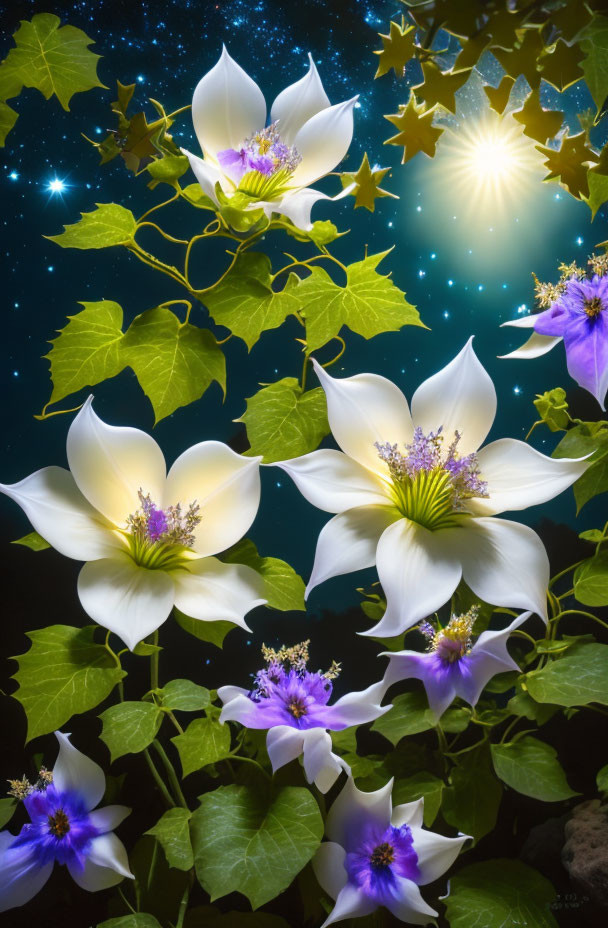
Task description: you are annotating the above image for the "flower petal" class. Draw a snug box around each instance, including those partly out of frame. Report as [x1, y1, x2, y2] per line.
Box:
[66, 398, 166, 527]
[306, 505, 401, 597]
[381, 652, 458, 720]
[173, 557, 266, 630]
[53, 732, 106, 811]
[181, 148, 222, 203]
[457, 612, 530, 707]
[275, 449, 390, 514]
[270, 54, 330, 146]
[500, 315, 538, 329]
[458, 517, 549, 622]
[312, 358, 414, 474]
[381, 876, 438, 925]
[86, 832, 134, 879]
[409, 826, 469, 885]
[88, 805, 131, 833]
[499, 332, 561, 360]
[391, 798, 424, 830]
[192, 46, 266, 157]
[563, 311, 608, 408]
[266, 725, 305, 774]
[326, 776, 393, 851]
[302, 728, 345, 793]
[0, 466, 119, 561]
[68, 857, 125, 892]
[266, 184, 352, 231]
[77, 553, 175, 651]
[0, 832, 53, 913]
[367, 519, 462, 638]
[471, 438, 589, 516]
[313, 841, 348, 900]
[410, 339, 497, 454]
[291, 96, 358, 188]
[164, 441, 261, 557]
[219, 692, 269, 728]
[319, 882, 376, 927]
[322, 681, 391, 729]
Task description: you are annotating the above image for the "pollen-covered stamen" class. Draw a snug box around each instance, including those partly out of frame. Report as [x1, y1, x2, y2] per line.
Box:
[370, 842, 395, 869]
[287, 698, 308, 719]
[375, 428, 488, 531]
[430, 606, 479, 664]
[48, 808, 70, 839]
[217, 120, 303, 201]
[125, 489, 201, 570]
[584, 295, 604, 318]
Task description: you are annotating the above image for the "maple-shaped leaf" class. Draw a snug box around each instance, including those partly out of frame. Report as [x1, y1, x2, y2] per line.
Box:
[0, 101, 18, 146]
[537, 132, 599, 200]
[110, 80, 135, 126]
[483, 8, 525, 51]
[120, 111, 168, 173]
[512, 89, 563, 144]
[454, 34, 491, 70]
[412, 60, 472, 114]
[340, 152, 398, 212]
[549, 3, 593, 43]
[384, 92, 444, 163]
[406, 0, 486, 39]
[492, 28, 544, 88]
[586, 142, 608, 218]
[374, 19, 417, 78]
[484, 75, 516, 115]
[540, 39, 585, 92]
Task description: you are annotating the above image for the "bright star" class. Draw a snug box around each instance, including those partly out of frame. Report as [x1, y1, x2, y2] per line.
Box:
[9, 171, 19, 181]
[47, 178, 66, 194]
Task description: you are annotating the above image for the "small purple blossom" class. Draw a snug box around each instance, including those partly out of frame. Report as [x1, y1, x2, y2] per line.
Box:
[217, 146, 252, 181]
[345, 823, 420, 902]
[11, 785, 100, 870]
[217, 121, 302, 192]
[127, 489, 201, 548]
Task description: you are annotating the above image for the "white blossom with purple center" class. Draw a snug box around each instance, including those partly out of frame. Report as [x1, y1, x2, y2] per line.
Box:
[381, 608, 531, 720]
[181, 47, 358, 230]
[0, 398, 266, 650]
[0, 733, 132, 913]
[218, 642, 390, 793]
[275, 340, 589, 637]
[313, 776, 469, 926]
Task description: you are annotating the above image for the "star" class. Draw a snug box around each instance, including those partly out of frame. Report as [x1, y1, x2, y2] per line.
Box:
[384, 93, 444, 163]
[536, 132, 599, 200]
[512, 90, 563, 144]
[484, 75, 515, 115]
[492, 28, 545, 89]
[373, 19, 417, 79]
[539, 39, 585, 93]
[412, 61, 472, 115]
[340, 153, 398, 212]
[47, 178, 66, 194]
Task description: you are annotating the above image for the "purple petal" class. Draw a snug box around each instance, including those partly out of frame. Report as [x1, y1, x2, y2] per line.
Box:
[533, 303, 571, 337]
[562, 311, 608, 408]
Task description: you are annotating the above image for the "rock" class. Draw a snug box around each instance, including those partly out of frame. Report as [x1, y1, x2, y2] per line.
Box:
[562, 800, 608, 911]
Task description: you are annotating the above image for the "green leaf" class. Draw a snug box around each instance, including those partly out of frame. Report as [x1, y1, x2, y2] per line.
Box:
[597, 763, 608, 792]
[581, 15, 608, 114]
[46, 203, 137, 249]
[160, 679, 211, 712]
[190, 784, 323, 908]
[237, 377, 329, 464]
[99, 702, 163, 761]
[147, 153, 189, 187]
[0, 100, 18, 146]
[171, 718, 232, 777]
[297, 250, 422, 352]
[181, 183, 216, 210]
[43, 300, 125, 407]
[579, 528, 606, 543]
[0, 13, 104, 110]
[371, 690, 435, 746]
[491, 736, 578, 801]
[12, 625, 126, 741]
[129, 836, 189, 922]
[203, 253, 299, 350]
[444, 859, 559, 928]
[221, 538, 305, 611]
[393, 772, 444, 826]
[525, 643, 608, 706]
[98, 917, 162, 928]
[443, 745, 502, 843]
[574, 551, 608, 605]
[533, 387, 570, 432]
[174, 609, 237, 648]
[11, 531, 50, 551]
[145, 807, 193, 871]
[552, 420, 608, 510]
[507, 692, 559, 726]
[0, 798, 16, 828]
[121, 306, 226, 423]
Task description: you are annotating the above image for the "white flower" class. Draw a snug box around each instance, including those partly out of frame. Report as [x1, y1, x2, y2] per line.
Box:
[0, 732, 132, 912]
[181, 47, 358, 230]
[1, 398, 266, 650]
[276, 340, 589, 637]
[312, 776, 468, 926]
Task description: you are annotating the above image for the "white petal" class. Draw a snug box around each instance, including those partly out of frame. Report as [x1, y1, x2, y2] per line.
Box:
[302, 728, 345, 793]
[53, 732, 106, 811]
[88, 805, 131, 833]
[319, 882, 376, 927]
[77, 553, 175, 650]
[325, 681, 391, 727]
[458, 612, 530, 706]
[458, 517, 549, 622]
[411, 339, 497, 454]
[368, 519, 462, 637]
[291, 97, 358, 188]
[410, 826, 468, 885]
[0, 466, 119, 561]
[173, 557, 265, 630]
[312, 841, 348, 900]
[217, 684, 249, 704]
[66, 398, 166, 526]
[192, 46, 266, 156]
[164, 441, 261, 557]
[68, 857, 125, 892]
[501, 315, 537, 329]
[499, 332, 561, 360]
[270, 54, 330, 146]
[471, 438, 589, 516]
[326, 776, 393, 851]
[392, 798, 425, 830]
[0, 832, 53, 913]
[181, 148, 222, 202]
[312, 358, 414, 474]
[306, 505, 400, 597]
[383, 876, 438, 924]
[266, 725, 304, 773]
[267, 184, 352, 231]
[86, 832, 133, 878]
[275, 449, 389, 513]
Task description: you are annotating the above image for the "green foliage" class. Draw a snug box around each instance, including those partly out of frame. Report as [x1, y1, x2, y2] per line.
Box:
[145, 807, 193, 871]
[46, 203, 137, 249]
[371, 690, 435, 745]
[525, 643, 608, 707]
[99, 702, 163, 760]
[444, 859, 559, 928]
[190, 784, 323, 908]
[553, 420, 608, 510]
[146, 153, 189, 188]
[159, 679, 211, 712]
[237, 377, 329, 464]
[507, 691, 559, 726]
[11, 531, 50, 551]
[129, 836, 190, 924]
[0, 798, 16, 828]
[12, 625, 126, 741]
[171, 718, 232, 777]
[491, 736, 578, 802]
[442, 745, 503, 843]
[393, 771, 444, 826]
[0, 101, 18, 145]
[574, 551, 608, 605]
[98, 917, 162, 928]
[533, 387, 571, 432]
[297, 250, 422, 352]
[220, 538, 306, 611]
[340, 153, 397, 212]
[174, 610, 237, 649]
[581, 15, 608, 115]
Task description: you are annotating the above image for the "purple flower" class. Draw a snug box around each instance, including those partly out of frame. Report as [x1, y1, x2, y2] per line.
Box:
[381, 611, 530, 720]
[248, 154, 275, 175]
[216, 147, 252, 181]
[218, 642, 390, 792]
[533, 275, 608, 408]
[0, 733, 132, 913]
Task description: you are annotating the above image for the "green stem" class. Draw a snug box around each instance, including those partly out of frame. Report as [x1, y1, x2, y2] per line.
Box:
[227, 753, 272, 780]
[166, 104, 192, 119]
[175, 879, 191, 928]
[153, 740, 189, 809]
[150, 630, 160, 691]
[137, 191, 179, 223]
[143, 748, 174, 808]
[500, 716, 522, 745]
[118, 885, 137, 915]
[511, 629, 538, 647]
[553, 609, 608, 632]
[300, 352, 310, 391]
[549, 559, 585, 589]
[104, 631, 125, 701]
[137, 220, 189, 244]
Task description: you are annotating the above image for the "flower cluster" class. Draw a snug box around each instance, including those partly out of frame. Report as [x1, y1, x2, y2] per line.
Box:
[217, 120, 302, 194]
[126, 489, 201, 548]
[420, 606, 479, 664]
[7, 768, 53, 801]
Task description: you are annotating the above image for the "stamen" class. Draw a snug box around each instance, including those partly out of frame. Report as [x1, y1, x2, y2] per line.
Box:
[370, 842, 395, 869]
[48, 809, 70, 839]
[7, 776, 33, 800]
[217, 120, 302, 201]
[589, 253, 608, 277]
[584, 296, 604, 318]
[125, 489, 201, 569]
[287, 698, 308, 719]
[430, 606, 479, 663]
